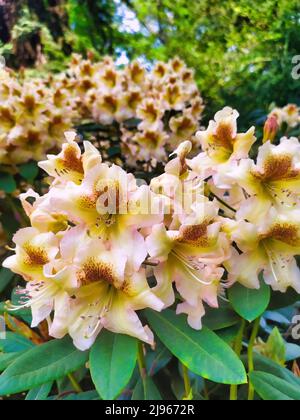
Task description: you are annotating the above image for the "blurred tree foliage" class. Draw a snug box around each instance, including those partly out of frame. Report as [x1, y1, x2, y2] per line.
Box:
[0, 0, 120, 72]
[0, 0, 299, 125]
[122, 0, 300, 126]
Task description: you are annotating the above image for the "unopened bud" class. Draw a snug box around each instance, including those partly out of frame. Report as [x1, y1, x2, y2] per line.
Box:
[87, 51, 95, 61]
[263, 115, 279, 143]
[170, 141, 192, 160]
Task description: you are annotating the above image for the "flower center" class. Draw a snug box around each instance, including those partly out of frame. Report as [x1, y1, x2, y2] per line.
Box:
[77, 258, 118, 287]
[254, 155, 298, 183]
[213, 122, 235, 151]
[23, 244, 49, 267]
[57, 144, 84, 176]
[262, 223, 300, 247]
[177, 223, 210, 247]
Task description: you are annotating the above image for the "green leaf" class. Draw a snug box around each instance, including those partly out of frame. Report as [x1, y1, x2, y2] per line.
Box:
[264, 327, 286, 365]
[0, 332, 34, 353]
[216, 324, 240, 345]
[0, 211, 20, 237]
[0, 352, 26, 372]
[146, 309, 247, 385]
[19, 162, 39, 182]
[249, 371, 300, 400]
[25, 382, 53, 400]
[0, 268, 14, 294]
[0, 337, 88, 396]
[228, 279, 270, 322]
[108, 146, 121, 158]
[56, 367, 87, 395]
[253, 354, 300, 387]
[58, 391, 100, 401]
[146, 339, 172, 376]
[132, 377, 162, 400]
[0, 173, 16, 194]
[269, 289, 300, 310]
[90, 331, 138, 400]
[203, 304, 239, 330]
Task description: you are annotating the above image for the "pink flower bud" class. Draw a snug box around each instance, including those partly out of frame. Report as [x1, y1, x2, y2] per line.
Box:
[263, 115, 279, 143]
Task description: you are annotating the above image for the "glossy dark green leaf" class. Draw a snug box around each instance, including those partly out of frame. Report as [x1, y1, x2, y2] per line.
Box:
[0, 268, 14, 294]
[253, 354, 300, 387]
[146, 309, 247, 385]
[56, 367, 87, 395]
[0, 352, 26, 372]
[216, 324, 240, 345]
[0, 332, 34, 353]
[229, 279, 270, 322]
[25, 382, 53, 400]
[249, 371, 300, 400]
[268, 289, 300, 310]
[203, 304, 239, 330]
[59, 391, 100, 401]
[264, 327, 286, 365]
[0, 173, 16, 194]
[0, 337, 88, 396]
[146, 340, 172, 376]
[132, 377, 162, 400]
[90, 331, 138, 400]
[19, 162, 39, 182]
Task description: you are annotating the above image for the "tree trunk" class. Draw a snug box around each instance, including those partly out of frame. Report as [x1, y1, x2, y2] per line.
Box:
[0, 0, 21, 43]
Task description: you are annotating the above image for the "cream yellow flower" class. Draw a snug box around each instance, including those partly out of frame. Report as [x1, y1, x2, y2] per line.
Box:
[189, 107, 256, 178]
[226, 138, 300, 221]
[146, 201, 231, 328]
[226, 208, 300, 293]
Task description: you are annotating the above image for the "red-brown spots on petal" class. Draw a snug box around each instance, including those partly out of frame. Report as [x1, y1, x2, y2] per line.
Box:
[127, 91, 142, 110]
[129, 63, 145, 84]
[164, 85, 181, 106]
[26, 130, 41, 145]
[253, 155, 299, 182]
[262, 223, 300, 246]
[154, 64, 167, 79]
[77, 258, 117, 286]
[0, 106, 15, 126]
[103, 69, 117, 88]
[23, 95, 36, 112]
[178, 222, 210, 247]
[59, 144, 84, 174]
[214, 122, 235, 151]
[23, 244, 49, 266]
[103, 95, 118, 113]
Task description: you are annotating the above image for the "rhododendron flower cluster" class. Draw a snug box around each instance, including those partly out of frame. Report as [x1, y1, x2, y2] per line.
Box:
[269, 104, 300, 129]
[0, 70, 76, 165]
[57, 55, 204, 165]
[0, 57, 203, 167]
[4, 106, 300, 351]
[4, 132, 165, 350]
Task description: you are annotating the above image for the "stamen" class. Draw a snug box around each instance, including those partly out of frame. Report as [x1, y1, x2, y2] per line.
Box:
[263, 243, 292, 285]
[172, 249, 214, 286]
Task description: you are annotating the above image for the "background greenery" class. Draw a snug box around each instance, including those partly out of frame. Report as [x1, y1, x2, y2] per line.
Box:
[1, 0, 300, 126]
[1, 0, 300, 401]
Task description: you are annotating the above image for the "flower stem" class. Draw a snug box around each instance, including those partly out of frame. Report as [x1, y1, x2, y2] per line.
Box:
[182, 364, 192, 400]
[248, 317, 261, 401]
[67, 373, 83, 394]
[209, 192, 237, 214]
[230, 319, 246, 401]
[137, 341, 147, 381]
